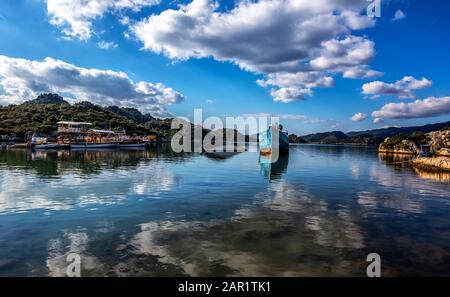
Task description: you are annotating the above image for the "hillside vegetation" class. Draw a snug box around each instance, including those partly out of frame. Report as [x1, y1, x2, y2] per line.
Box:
[381, 132, 429, 150]
[0, 94, 172, 138]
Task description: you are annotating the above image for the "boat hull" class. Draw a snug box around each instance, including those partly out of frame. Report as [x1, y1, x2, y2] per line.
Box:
[34, 143, 60, 150]
[259, 127, 289, 155]
[70, 143, 119, 149]
[118, 142, 146, 148]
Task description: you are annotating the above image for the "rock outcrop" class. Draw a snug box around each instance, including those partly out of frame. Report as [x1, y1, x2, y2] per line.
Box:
[378, 138, 419, 155]
[378, 129, 449, 156]
[413, 157, 450, 172]
[436, 148, 450, 157]
[378, 129, 450, 172]
[427, 130, 450, 151]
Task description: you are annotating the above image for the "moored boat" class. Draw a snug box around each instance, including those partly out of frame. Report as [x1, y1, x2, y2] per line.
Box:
[6, 143, 31, 149]
[70, 142, 119, 149]
[259, 124, 289, 155]
[34, 143, 60, 150]
[31, 134, 60, 150]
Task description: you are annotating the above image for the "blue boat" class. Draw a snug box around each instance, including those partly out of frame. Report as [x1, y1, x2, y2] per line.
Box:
[259, 124, 289, 155]
[418, 144, 433, 157]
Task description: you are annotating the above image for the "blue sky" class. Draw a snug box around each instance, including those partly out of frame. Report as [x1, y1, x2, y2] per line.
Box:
[0, 0, 449, 135]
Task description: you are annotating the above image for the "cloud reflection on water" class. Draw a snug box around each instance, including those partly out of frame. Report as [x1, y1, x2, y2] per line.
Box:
[0, 150, 183, 215]
[1, 146, 449, 276]
[111, 180, 367, 276]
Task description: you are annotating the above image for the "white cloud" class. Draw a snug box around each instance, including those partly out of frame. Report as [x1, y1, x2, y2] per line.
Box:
[381, 125, 400, 129]
[46, 0, 160, 40]
[0, 55, 185, 115]
[270, 87, 312, 103]
[257, 72, 335, 89]
[310, 36, 375, 70]
[243, 112, 324, 124]
[362, 76, 432, 99]
[132, 0, 378, 102]
[373, 117, 384, 124]
[342, 65, 383, 79]
[372, 96, 450, 122]
[392, 9, 406, 21]
[142, 104, 174, 118]
[350, 112, 368, 122]
[97, 40, 118, 49]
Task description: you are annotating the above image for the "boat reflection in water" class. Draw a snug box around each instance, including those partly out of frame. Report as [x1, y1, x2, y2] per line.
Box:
[259, 154, 289, 181]
[202, 143, 256, 161]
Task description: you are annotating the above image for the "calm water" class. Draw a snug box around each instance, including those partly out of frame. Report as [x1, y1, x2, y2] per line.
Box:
[0, 145, 449, 277]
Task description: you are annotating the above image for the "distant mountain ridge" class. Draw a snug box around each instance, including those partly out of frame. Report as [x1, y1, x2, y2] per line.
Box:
[347, 121, 450, 139]
[301, 131, 349, 144]
[298, 121, 450, 145]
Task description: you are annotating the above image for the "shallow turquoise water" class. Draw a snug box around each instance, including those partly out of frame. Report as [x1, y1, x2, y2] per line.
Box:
[0, 145, 449, 276]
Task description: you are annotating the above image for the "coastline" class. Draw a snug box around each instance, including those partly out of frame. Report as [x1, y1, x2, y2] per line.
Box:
[413, 157, 450, 172]
[378, 149, 416, 155]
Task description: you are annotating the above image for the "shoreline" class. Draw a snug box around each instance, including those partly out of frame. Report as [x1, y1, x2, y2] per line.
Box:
[412, 157, 450, 172]
[378, 149, 416, 155]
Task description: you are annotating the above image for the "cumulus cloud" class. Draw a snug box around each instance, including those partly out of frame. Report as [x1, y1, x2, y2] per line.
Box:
[392, 10, 406, 21]
[132, 0, 379, 102]
[257, 71, 334, 102]
[372, 96, 450, 122]
[257, 72, 335, 89]
[0, 55, 185, 115]
[46, 0, 160, 40]
[310, 36, 375, 70]
[362, 76, 432, 99]
[350, 112, 368, 122]
[270, 87, 312, 103]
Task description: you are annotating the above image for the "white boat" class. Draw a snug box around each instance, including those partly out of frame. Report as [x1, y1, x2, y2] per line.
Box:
[70, 142, 118, 149]
[31, 134, 60, 150]
[34, 143, 60, 150]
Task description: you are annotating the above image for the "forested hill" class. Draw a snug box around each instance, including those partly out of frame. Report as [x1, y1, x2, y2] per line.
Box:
[0, 93, 172, 137]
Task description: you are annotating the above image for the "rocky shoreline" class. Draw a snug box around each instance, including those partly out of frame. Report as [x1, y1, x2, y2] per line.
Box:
[378, 148, 416, 155]
[378, 129, 450, 172]
[413, 157, 450, 172]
